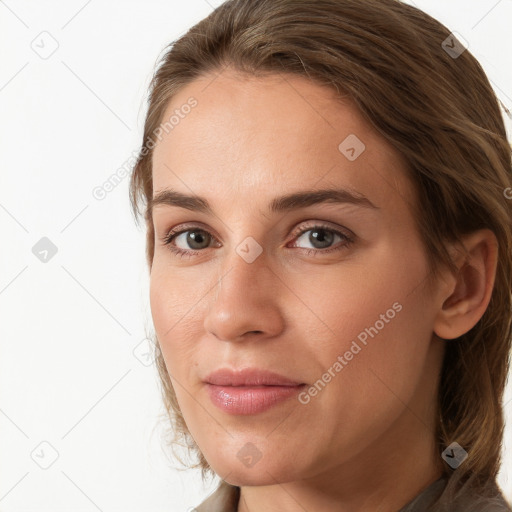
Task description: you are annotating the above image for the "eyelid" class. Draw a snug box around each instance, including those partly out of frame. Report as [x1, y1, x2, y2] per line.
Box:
[289, 220, 353, 241]
[160, 221, 219, 241]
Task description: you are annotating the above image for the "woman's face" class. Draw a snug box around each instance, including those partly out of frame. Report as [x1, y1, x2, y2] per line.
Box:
[150, 69, 447, 486]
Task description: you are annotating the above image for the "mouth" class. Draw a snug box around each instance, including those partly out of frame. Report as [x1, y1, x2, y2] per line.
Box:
[204, 368, 306, 415]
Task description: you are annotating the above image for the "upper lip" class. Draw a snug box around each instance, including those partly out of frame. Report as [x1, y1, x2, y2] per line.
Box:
[204, 368, 304, 387]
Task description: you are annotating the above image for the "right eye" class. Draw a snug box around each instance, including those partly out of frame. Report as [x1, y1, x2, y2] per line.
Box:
[160, 226, 219, 258]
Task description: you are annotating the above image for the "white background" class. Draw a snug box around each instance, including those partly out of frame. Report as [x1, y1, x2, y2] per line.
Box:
[1, 1, 511, 511]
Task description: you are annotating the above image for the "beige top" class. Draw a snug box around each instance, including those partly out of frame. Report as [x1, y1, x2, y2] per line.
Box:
[195, 477, 512, 512]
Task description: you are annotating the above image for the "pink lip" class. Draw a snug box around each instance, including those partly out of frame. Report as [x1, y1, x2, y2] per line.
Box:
[204, 368, 306, 415]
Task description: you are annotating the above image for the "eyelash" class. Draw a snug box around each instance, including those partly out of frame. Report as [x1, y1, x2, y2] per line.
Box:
[159, 223, 354, 259]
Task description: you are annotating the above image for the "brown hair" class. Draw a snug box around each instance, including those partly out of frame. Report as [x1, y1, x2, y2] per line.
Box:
[129, 0, 512, 504]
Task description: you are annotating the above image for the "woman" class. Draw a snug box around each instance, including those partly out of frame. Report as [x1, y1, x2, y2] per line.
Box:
[129, 0, 512, 510]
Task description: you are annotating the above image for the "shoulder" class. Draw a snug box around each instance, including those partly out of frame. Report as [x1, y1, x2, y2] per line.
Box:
[413, 476, 512, 512]
[191, 476, 512, 512]
[194, 480, 240, 512]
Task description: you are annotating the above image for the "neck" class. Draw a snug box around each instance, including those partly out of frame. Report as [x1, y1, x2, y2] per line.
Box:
[238, 421, 444, 512]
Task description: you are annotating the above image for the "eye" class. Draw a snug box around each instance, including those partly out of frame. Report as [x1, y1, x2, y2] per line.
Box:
[161, 226, 217, 258]
[159, 222, 354, 259]
[288, 224, 354, 255]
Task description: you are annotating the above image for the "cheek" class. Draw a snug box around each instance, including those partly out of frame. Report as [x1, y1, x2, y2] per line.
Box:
[149, 256, 202, 332]
[305, 241, 429, 349]
[307, 241, 433, 396]
[149, 266, 200, 379]
[149, 270, 173, 343]
[321, 288, 433, 432]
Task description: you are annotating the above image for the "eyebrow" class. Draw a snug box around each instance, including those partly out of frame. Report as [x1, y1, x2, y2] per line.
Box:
[148, 187, 379, 217]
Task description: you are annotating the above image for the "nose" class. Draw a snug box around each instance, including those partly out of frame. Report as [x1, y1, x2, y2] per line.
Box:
[203, 246, 285, 343]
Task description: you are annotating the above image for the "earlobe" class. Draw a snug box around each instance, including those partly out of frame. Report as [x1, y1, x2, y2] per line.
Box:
[433, 229, 498, 341]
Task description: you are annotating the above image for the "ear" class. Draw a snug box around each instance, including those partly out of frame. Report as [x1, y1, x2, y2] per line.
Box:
[433, 229, 498, 340]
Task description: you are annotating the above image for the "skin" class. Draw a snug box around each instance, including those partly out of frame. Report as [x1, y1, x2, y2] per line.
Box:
[149, 68, 498, 512]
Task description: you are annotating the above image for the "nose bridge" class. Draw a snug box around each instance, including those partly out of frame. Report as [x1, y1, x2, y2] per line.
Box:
[203, 242, 284, 341]
[217, 245, 264, 300]
[212, 239, 270, 309]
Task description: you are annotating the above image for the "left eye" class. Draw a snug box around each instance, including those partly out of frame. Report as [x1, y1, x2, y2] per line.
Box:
[291, 226, 352, 251]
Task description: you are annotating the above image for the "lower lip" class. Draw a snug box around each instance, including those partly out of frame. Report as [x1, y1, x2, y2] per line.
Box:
[206, 383, 305, 415]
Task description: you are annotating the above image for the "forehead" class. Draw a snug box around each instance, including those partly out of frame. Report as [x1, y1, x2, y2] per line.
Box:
[151, 69, 415, 215]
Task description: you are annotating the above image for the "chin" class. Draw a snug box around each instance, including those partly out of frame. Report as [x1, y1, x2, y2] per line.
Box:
[206, 448, 304, 487]
[219, 466, 291, 487]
